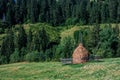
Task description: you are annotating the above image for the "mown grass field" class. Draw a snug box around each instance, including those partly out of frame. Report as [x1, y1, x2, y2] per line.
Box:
[0, 58, 120, 80]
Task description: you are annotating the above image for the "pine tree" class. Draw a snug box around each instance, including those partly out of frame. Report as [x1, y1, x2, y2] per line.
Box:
[20, 0, 27, 22]
[101, 2, 109, 23]
[6, 2, 14, 26]
[17, 25, 27, 51]
[30, 0, 38, 23]
[92, 23, 100, 47]
[33, 27, 49, 52]
[98, 24, 118, 58]
[117, 2, 120, 22]
[59, 36, 75, 58]
[27, 29, 33, 52]
[0, 0, 8, 20]
[15, 0, 21, 24]
[0, 29, 15, 63]
[39, 0, 50, 22]
[112, 24, 119, 57]
[79, 0, 88, 24]
[108, 0, 118, 22]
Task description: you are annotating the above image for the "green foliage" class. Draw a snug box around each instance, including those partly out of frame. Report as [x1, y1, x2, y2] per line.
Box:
[25, 51, 40, 62]
[32, 27, 49, 52]
[101, 2, 109, 23]
[0, 56, 7, 64]
[0, 29, 14, 63]
[91, 23, 100, 48]
[1, 0, 120, 26]
[20, 47, 27, 61]
[0, 28, 4, 34]
[56, 36, 75, 59]
[10, 48, 20, 63]
[65, 18, 78, 26]
[17, 25, 27, 51]
[74, 30, 82, 46]
[27, 29, 33, 52]
[98, 24, 119, 58]
[108, 0, 118, 22]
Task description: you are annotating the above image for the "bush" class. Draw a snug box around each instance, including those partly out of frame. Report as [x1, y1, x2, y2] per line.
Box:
[55, 36, 75, 59]
[0, 56, 7, 64]
[0, 28, 4, 34]
[25, 51, 40, 62]
[10, 49, 20, 63]
[65, 18, 78, 26]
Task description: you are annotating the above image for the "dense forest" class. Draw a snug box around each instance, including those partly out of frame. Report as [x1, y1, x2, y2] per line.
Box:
[0, 0, 120, 64]
[0, 0, 120, 26]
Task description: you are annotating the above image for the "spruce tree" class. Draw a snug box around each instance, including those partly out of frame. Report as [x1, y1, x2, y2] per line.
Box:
[27, 29, 33, 52]
[17, 25, 27, 51]
[15, 0, 21, 24]
[1, 29, 15, 63]
[6, 3, 14, 26]
[92, 23, 100, 47]
[33, 27, 49, 52]
[117, 2, 120, 22]
[108, 0, 118, 22]
[30, 0, 38, 23]
[101, 2, 109, 23]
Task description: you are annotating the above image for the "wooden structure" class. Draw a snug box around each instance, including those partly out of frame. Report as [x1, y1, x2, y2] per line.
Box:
[60, 58, 72, 64]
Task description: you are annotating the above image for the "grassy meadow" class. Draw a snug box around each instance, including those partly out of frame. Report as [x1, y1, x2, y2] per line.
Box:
[0, 58, 120, 80]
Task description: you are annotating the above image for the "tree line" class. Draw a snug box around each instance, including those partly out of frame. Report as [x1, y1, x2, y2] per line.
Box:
[0, 24, 120, 64]
[0, 0, 120, 26]
[0, 25, 53, 64]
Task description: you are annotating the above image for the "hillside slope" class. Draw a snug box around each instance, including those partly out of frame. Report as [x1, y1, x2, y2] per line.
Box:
[0, 58, 120, 80]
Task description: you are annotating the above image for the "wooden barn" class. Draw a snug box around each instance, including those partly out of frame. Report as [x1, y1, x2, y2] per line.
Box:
[72, 43, 89, 64]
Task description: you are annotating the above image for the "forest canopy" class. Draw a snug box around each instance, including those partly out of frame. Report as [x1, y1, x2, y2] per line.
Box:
[0, 0, 120, 26]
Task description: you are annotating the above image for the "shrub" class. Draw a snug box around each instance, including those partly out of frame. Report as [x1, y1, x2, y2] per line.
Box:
[0, 56, 7, 64]
[0, 28, 4, 34]
[65, 18, 78, 26]
[10, 48, 20, 63]
[25, 51, 40, 62]
[55, 36, 75, 59]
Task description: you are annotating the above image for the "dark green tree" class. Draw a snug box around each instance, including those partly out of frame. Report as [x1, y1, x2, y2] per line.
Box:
[15, 0, 21, 24]
[117, 2, 120, 22]
[30, 0, 38, 23]
[27, 29, 33, 52]
[0, 29, 15, 63]
[17, 25, 27, 51]
[33, 27, 49, 52]
[98, 24, 118, 58]
[56, 36, 75, 58]
[6, 2, 14, 26]
[92, 23, 100, 47]
[108, 0, 118, 22]
[101, 2, 109, 23]
[10, 48, 20, 63]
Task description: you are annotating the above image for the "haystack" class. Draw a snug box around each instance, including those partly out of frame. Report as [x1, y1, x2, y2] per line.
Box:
[72, 43, 89, 64]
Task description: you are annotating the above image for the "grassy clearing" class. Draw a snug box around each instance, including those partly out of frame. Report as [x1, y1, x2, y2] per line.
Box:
[0, 58, 120, 80]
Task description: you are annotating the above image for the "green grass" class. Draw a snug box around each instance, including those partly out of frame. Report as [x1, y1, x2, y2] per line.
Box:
[0, 58, 120, 80]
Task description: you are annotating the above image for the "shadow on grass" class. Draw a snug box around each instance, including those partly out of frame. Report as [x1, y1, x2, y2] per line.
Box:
[69, 63, 85, 68]
[61, 60, 104, 68]
[89, 60, 104, 63]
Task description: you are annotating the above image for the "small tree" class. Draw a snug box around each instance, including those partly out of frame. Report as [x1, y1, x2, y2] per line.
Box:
[10, 48, 20, 63]
[25, 51, 40, 62]
[17, 25, 27, 51]
[0, 29, 15, 63]
[56, 36, 75, 59]
[27, 29, 33, 52]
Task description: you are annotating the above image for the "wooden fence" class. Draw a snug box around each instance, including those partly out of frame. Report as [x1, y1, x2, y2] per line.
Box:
[60, 58, 72, 64]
